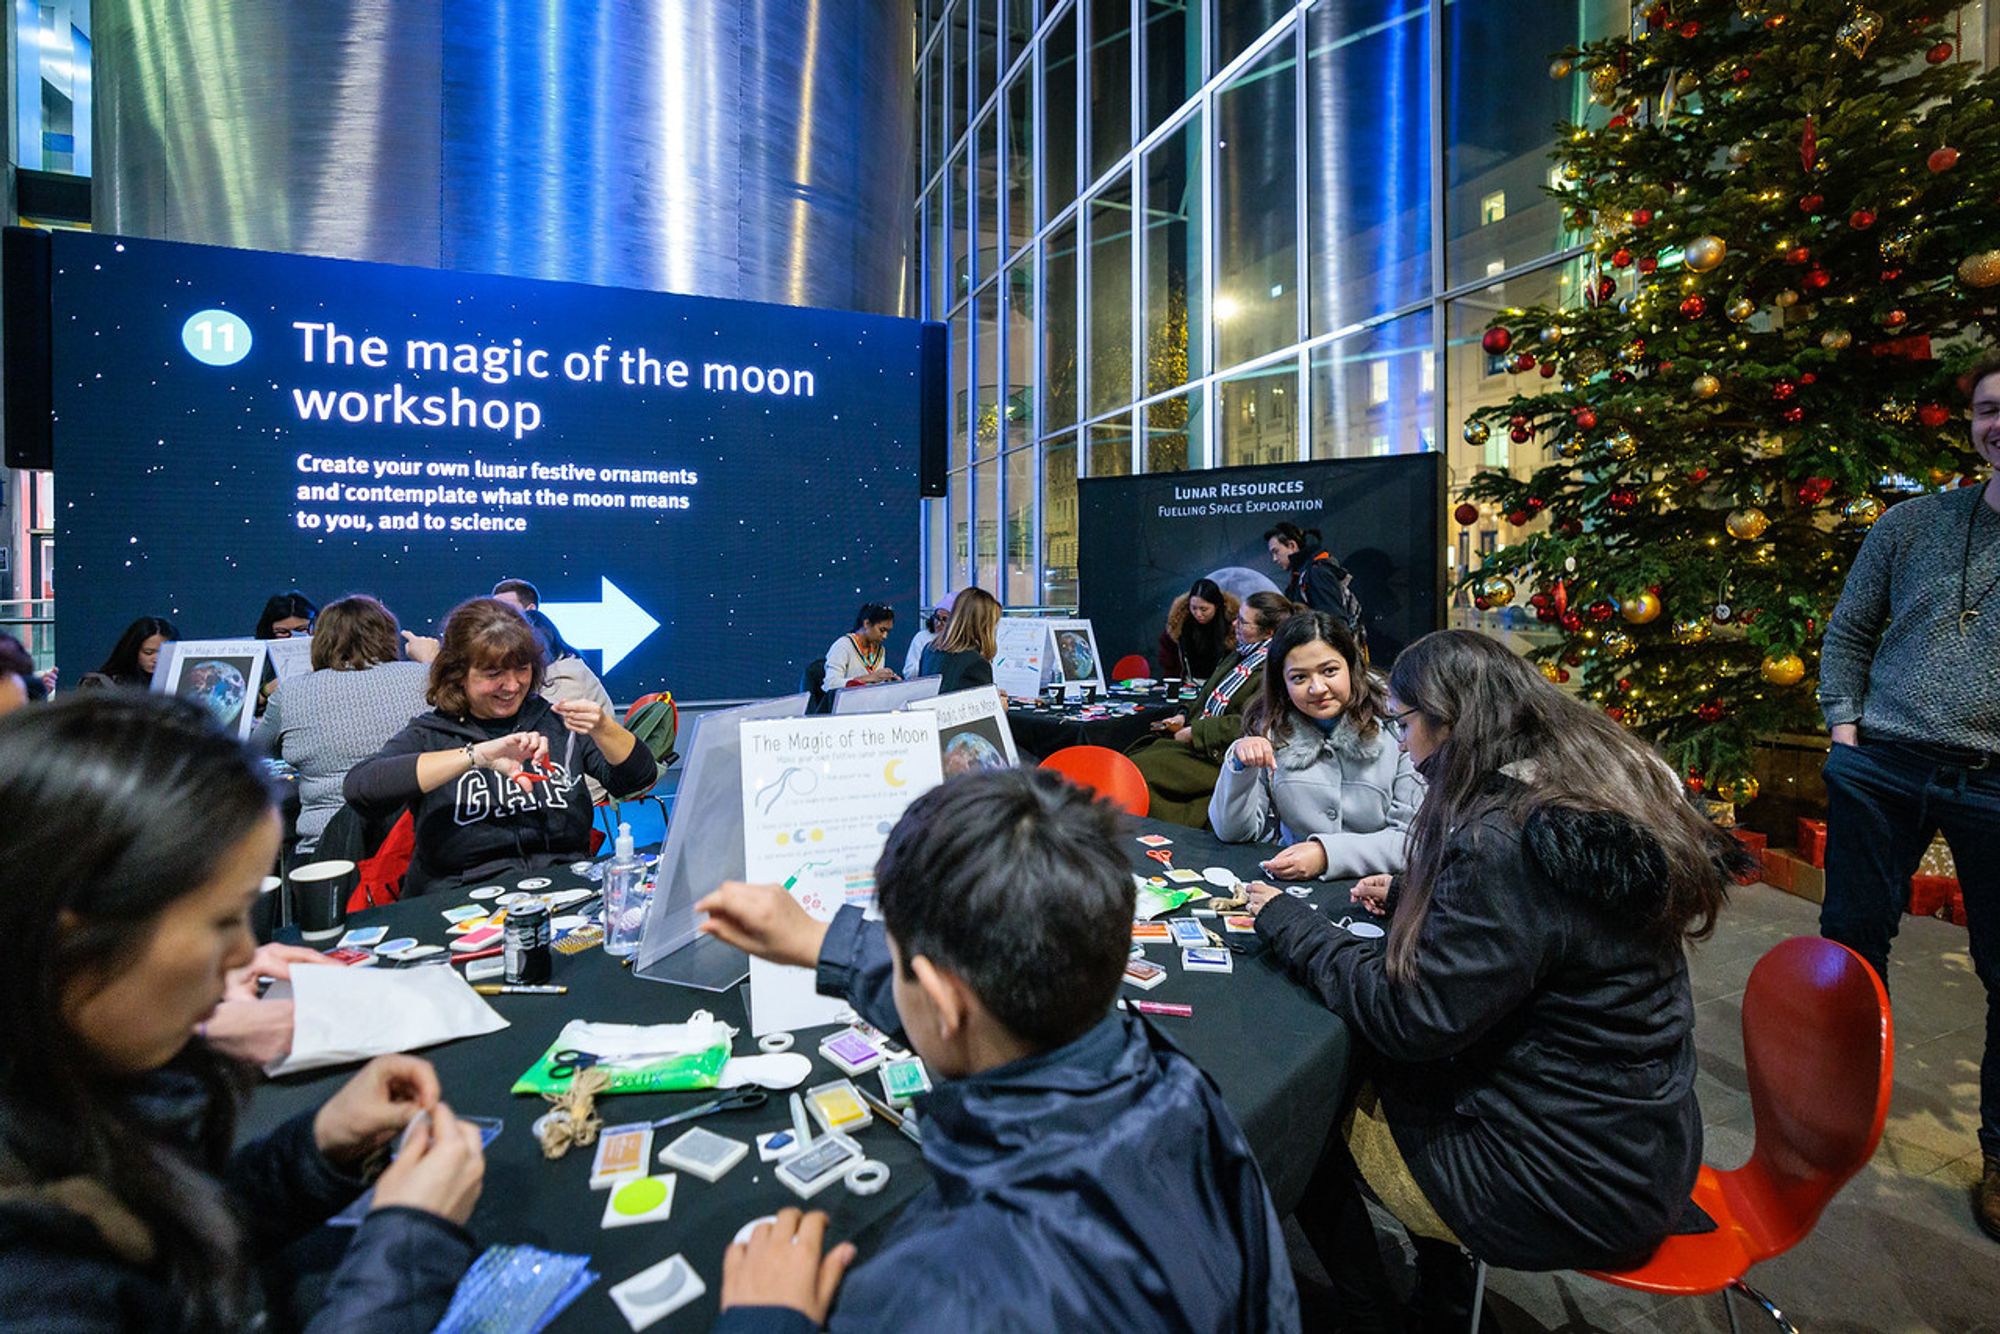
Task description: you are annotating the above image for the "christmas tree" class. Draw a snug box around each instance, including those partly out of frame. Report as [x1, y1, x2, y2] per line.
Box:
[1459, 0, 2000, 800]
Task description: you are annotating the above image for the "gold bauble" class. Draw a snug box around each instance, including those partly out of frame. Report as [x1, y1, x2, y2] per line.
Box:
[1820, 328, 1853, 351]
[1726, 296, 1757, 323]
[1748, 541, 1778, 566]
[1539, 325, 1564, 346]
[1835, 8, 1883, 60]
[1843, 496, 1884, 527]
[1588, 64, 1621, 106]
[1725, 506, 1770, 540]
[1462, 419, 1490, 446]
[1556, 437, 1586, 461]
[1683, 235, 1728, 272]
[1879, 229, 1915, 261]
[1692, 374, 1721, 400]
[1879, 398, 1914, 424]
[1478, 575, 1517, 608]
[1600, 629, 1637, 659]
[1672, 616, 1712, 645]
[1619, 340, 1646, 365]
[1716, 775, 1761, 803]
[1773, 289, 1800, 308]
[1550, 57, 1574, 80]
[1761, 651, 1806, 686]
[1727, 141, 1755, 167]
[1608, 428, 1638, 460]
[1540, 660, 1564, 683]
[1676, 71, 1700, 96]
[1958, 250, 2000, 289]
[1621, 591, 1663, 624]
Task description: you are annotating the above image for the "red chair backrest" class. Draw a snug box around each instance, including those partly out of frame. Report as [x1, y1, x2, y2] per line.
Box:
[1112, 654, 1152, 680]
[1728, 936, 1893, 1260]
[1039, 745, 1150, 817]
[348, 810, 416, 911]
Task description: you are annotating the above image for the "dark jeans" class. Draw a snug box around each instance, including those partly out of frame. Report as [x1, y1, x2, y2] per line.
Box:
[1820, 738, 2000, 1156]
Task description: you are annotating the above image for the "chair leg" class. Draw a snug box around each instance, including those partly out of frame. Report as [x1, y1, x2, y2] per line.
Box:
[1723, 1284, 1742, 1334]
[1729, 1278, 1798, 1334]
[1468, 1260, 1487, 1334]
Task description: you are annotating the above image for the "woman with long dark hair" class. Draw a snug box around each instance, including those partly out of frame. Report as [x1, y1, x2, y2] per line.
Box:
[254, 590, 317, 640]
[1157, 578, 1239, 681]
[0, 692, 484, 1331]
[1129, 591, 1293, 827]
[85, 615, 180, 689]
[1246, 630, 1748, 1326]
[1209, 611, 1419, 879]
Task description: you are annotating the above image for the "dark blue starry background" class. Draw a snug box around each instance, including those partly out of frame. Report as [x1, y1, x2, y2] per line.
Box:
[53, 231, 923, 698]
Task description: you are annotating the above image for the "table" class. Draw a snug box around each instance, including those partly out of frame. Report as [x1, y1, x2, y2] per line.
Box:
[1005, 688, 1184, 760]
[242, 824, 1353, 1331]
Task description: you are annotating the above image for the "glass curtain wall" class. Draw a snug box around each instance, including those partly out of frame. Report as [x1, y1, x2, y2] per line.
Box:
[918, 0, 1631, 606]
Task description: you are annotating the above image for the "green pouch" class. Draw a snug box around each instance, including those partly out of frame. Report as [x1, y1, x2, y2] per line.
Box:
[511, 1015, 734, 1097]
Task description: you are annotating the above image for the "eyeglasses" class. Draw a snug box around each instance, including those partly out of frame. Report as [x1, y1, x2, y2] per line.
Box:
[1382, 706, 1420, 729]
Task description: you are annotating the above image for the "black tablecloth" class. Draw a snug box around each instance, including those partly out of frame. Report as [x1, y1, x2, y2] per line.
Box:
[1006, 690, 1185, 760]
[241, 825, 1353, 1331]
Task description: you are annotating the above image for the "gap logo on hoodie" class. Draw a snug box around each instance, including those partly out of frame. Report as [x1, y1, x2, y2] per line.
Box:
[453, 763, 576, 826]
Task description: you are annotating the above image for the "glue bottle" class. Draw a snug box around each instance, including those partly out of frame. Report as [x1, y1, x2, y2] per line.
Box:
[602, 822, 648, 957]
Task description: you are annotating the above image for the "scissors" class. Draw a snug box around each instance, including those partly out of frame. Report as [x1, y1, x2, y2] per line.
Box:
[547, 1045, 692, 1080]
[647, 1088, 769, 1131]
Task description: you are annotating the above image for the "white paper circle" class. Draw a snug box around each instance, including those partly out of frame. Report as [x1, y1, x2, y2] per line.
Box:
[517, 877, 553, 890]
[733, 1215, 778, 1247]
[1201, 866, 1240, 888]
[469, 886, 505, 900]
[846, 1161, 890, 1195]
[758, 1032, 796, 1053]
[1342, 920, 1387, 939]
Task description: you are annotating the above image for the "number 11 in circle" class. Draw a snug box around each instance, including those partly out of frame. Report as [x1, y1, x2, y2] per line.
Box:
[181, 308, 253, 366]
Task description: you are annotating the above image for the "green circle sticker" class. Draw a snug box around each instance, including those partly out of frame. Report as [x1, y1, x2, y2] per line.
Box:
[613, 1177, 667, 1216]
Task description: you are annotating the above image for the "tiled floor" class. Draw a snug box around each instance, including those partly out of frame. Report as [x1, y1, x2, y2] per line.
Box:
[1289, 882, 1995, 1333]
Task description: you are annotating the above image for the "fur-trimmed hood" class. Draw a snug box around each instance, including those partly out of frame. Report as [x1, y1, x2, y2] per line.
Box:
[1520, 805, 1673, 914]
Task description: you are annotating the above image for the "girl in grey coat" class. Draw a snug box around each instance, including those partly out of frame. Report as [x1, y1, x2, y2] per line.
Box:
[1209, 611, 1420, 880]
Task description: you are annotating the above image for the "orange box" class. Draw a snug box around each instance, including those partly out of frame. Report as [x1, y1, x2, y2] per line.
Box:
[1796, 819, 1827, 868]
[1761, 850, 1826, 904]
[1908, 875, 1956, 919]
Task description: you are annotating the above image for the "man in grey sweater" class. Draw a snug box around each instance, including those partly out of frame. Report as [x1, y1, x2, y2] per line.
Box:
[1818, 357, 2000, 1241]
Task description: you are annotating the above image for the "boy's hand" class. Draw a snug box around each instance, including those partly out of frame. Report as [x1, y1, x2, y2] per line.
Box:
[697, 882, 830, 968]
[720, 1209, 856, 1324]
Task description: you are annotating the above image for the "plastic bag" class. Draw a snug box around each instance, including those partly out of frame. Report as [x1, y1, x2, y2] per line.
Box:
[511, 1013, 734, 1097]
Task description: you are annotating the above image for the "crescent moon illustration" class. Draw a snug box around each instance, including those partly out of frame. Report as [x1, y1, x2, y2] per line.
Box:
[884, 760, 907, 787]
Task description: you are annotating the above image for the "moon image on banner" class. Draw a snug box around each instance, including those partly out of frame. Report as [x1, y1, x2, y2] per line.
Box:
[884, 759, 908, 787]
[1206, 566, 1284, 604]
[942, 730, 1007, 776]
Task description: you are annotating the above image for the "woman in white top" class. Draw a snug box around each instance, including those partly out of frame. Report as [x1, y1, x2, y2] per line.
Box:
[823, 602, 901, 693]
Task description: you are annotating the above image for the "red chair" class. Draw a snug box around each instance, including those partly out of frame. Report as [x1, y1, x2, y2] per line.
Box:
[1527, 937, 1892, 1333]
[1040, 745, 1150, 817]
[348, 811, 416, 911]
[1111, 653, 1152, 681]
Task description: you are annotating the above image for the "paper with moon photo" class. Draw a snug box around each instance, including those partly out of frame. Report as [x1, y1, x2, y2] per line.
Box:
[740, 714, 944, 1035]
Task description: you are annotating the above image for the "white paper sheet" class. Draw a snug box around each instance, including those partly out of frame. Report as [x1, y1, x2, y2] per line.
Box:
[264, 963, 509, 1076]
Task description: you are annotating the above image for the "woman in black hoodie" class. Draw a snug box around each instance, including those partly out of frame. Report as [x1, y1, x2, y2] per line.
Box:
[344, 597, 657, 895]
[1248, 630, 1748, 1329]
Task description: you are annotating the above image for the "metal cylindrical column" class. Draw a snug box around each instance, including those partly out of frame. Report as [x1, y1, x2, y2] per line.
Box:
[92, 0, 913, 316]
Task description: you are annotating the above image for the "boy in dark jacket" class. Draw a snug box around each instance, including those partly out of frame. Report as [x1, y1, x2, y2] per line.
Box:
[696, 769, 1299, 1333]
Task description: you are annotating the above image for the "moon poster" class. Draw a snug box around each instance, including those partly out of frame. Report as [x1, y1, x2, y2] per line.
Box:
[739, 713, 943, 1036]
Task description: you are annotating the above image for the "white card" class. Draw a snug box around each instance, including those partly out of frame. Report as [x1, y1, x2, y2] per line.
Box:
[1182, 946, 1234, 974]
[600, 1173, 677, 1229]
[609, 1253, 706, 1331]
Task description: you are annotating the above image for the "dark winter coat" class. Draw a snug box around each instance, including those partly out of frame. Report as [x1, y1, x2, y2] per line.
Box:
[343, 695, 656, 895]
[917, 644, 995, 695]
[1286, 549, 1366, 642]
[1254, 796, 1707, 1271]
[0, 1068, 473, 1333]
[713, 907, 1300, 1334]
[1127, 644, 1268, 827]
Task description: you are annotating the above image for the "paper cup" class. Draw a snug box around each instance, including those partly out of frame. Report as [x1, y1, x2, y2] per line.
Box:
[290, 859, 357, 942]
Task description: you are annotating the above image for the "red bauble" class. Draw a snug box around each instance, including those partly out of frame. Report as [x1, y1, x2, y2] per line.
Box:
[1616, 677, 1633, 692]
[1687, 774, 1705, 795]
[1696, 699, 1727, 723]
[1507, 507, 1529, 524]
[1473, 597, 1490, 610]
[1559, 611, 1583, 633]
[1679, 20, 1700, 36]
[1785, 246, 1811, 266]
[1632, 208, 1654, 226]
[1558, 518, 1583, 537]
[1610, 370, 1635, 385]
[1539, 362, 1557, 379]
[1509, 414, 1528, 428]
[1509, 427, 1531, 444]
[1881, 308, 1908, 328]
[1536, 606, 1559, 623]
[1928, 41, 1954, 64]
[1918, 402, 1951, 428]
[1688, 466, 1710, 483]
[1799, 194, 1825, 213]
[1849, 208, 1877, 230]
[1638, 256, 1659, 274]
[1606, 706, 1627, 723]
[1796, 476, 1833, 505]
[1481, 327, 1512, 355]
[1525, 495, 1547, 512]
[1800, 372, 1817, 385]
[1679, 295, 1708, 319]
[1731, 66, 1752, 84]
[1574, 407, 1599, 429]
[1588, 601, 1616, 624]
[1607, 114, 1629, 131]
[1611, 247, 1634, 269]
[1782, 405, 1806, 423]
[1453, 502, 1480, 525]
[1929, 146, 1960, 174]
[1803, 266, 1831, 290]
[1556, 668, 1571, 684]
[1771, 379, 1797, 400]
[1608, 487, 1639, 511]
[1509, 352, 1536, 373]
[1563, 652, 1584, 666]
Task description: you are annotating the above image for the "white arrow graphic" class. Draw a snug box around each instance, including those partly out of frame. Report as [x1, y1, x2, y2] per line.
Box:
[540, 577, 660, 674]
